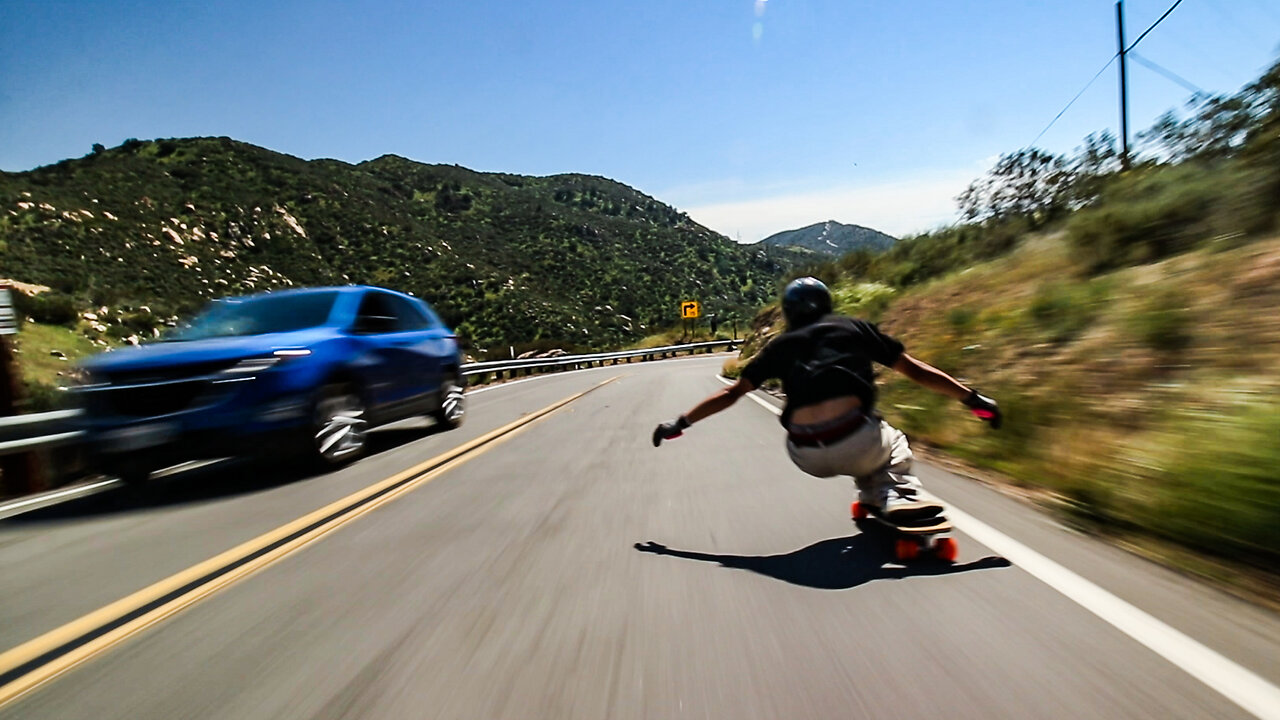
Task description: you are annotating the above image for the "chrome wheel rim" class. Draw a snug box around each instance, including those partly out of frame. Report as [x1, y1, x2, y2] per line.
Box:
[441, 378, 465, 424]
[315, 390, 367, 461]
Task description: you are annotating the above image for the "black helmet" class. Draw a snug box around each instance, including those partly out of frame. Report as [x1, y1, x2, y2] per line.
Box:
[782, 277, 832, 328]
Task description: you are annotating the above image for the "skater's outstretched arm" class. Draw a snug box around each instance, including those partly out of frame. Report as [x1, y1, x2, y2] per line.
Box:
[892, 353, 1002, 429]
[652, 377, 755, 446]
[891, 353, 970, 400]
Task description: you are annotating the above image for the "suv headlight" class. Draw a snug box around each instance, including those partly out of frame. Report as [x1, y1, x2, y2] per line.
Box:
[216, 348, 312, 382]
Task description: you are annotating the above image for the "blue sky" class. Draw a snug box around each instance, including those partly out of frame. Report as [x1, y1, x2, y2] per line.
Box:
[2, 1, 1278, 240]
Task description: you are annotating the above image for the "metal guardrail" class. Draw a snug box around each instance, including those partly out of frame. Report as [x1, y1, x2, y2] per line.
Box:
[461, 339, 739, 380]
[0, 340, 740, 456]
[0, 410, 84, 456]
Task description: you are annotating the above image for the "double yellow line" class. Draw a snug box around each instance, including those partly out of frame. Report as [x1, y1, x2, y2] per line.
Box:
[0, 377, 617, 708]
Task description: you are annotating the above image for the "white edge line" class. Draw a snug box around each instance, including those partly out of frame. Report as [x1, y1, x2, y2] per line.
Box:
[942, 505, 1280, 720]
[0, 479, 119, 519]
[717, 375, 1280, 720]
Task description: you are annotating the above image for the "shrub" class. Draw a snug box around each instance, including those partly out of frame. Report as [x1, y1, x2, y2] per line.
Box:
[18, 380, 66, 413]
[721, 357, 743, 379]
[1127, 287, 1191, 353]
[1028, 280, 1106, 343]
[1066, 163, 1257, 272]
[12, 291, 79, 326]
[831, 282, 896, 320]
[947, 306, 977, 332]
[121, 310, 160, 333]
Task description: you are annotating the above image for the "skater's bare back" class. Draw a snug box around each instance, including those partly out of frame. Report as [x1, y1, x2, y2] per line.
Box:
[789, 395, 863, 425]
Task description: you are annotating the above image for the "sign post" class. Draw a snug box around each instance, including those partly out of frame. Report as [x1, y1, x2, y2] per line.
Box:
[680, 301, 700, 342]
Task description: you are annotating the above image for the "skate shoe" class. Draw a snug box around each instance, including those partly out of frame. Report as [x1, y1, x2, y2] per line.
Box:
[871, 487, 944, 524]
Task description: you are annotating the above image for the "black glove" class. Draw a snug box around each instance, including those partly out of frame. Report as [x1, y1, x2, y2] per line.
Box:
[963, 390, 1002, 430]
[652, 415, 691, 446]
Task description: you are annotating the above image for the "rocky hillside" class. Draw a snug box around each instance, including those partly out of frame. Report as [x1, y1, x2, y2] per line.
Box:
[758, 220, 895, 257]
[0, 137, 790, 352]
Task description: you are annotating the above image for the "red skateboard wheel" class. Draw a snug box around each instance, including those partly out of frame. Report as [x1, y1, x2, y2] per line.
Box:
[936, 537, 958, 562]
[895, 538, 919, 561]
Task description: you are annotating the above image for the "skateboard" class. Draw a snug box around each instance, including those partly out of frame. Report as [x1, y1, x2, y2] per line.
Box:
[850, 501, 958, 562]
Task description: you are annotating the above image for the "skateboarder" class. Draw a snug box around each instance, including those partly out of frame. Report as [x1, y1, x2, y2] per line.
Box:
[652, 277, 1001, 523]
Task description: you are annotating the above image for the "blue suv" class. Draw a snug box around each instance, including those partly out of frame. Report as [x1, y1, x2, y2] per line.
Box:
[73, 286, 465, 482]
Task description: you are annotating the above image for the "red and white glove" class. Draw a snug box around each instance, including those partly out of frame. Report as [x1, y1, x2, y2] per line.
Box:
[963, 391, 1002, 430]
[652, 416, 691, 446]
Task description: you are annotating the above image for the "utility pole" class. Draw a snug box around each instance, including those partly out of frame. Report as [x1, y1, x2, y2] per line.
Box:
[1116, 0, 1131, 169]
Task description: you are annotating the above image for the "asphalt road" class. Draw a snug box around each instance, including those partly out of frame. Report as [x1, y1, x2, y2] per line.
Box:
[1, 355, 1278, 719]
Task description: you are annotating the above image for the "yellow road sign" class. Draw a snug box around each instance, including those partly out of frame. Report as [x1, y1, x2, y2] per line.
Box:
[680, 301, 700, 319]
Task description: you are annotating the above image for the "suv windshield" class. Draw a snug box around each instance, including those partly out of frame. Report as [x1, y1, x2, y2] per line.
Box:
[167, 291, 339, 341]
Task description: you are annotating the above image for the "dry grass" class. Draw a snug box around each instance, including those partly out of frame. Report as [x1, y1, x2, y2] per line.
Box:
[734, 232, 1280, 595]
[875, 233, 1280, 575]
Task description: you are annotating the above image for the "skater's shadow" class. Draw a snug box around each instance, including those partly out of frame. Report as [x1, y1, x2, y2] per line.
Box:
[633, 527, 1010, 590]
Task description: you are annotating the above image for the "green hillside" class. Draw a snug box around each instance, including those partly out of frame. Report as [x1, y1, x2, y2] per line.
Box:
[0, 137, 789, 354]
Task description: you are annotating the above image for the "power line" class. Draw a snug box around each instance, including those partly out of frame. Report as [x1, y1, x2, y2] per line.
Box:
[1028, 54, 1119, 149]
[1021, 1, 1188, 158]
[1127, 0, 1185, 52]
[1129, 51, 1205, 95]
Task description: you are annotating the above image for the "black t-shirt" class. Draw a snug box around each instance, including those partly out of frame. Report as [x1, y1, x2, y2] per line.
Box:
[740, 314, 904, 426]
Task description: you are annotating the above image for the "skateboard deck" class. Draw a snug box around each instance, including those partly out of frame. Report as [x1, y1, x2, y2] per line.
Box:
[850, 501, 958, 562]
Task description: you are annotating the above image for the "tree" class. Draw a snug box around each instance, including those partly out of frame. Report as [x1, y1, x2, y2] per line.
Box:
[1138, 94, 1254, 163]
[1240, 57, 1280, 232]
[956, 149, 1074, 225]
[1066, 131, 1121, 207]
[1243, 57, 1280, 153]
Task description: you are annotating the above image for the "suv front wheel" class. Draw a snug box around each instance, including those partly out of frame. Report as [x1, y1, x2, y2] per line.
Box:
[432, 372, 465, 429]
[307, 382, 368, 468]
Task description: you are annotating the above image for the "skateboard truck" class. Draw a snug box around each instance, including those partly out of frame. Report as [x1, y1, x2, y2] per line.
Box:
[851, 501, 958, 562]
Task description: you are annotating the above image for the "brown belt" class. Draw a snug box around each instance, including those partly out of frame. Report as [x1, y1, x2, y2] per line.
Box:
[787, 413, 867, 447]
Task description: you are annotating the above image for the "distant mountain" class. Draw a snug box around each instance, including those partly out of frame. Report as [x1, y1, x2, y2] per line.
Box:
[758, 220, 896, 256]
[0, 137, 794, 352]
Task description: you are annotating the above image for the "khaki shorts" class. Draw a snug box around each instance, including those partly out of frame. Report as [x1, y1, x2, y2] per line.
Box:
[786, 419, 920, 496]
